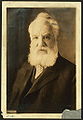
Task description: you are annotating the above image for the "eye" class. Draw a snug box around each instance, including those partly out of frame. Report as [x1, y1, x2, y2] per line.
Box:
[33, 36, 38, 40]
[45, 35, 50, 39]
[44, 34, 51, 40]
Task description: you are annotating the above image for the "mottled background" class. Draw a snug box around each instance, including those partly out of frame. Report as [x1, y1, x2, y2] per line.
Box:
[7, 8, 76, 107]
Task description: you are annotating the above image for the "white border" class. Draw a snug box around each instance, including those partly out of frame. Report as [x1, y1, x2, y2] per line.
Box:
[1, 1, 81, 119]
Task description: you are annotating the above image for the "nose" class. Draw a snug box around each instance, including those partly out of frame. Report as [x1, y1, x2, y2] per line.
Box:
[37, 36, 46, 47]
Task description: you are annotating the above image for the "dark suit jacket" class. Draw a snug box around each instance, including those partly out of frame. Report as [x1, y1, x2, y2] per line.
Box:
[8, 54, 76, 113]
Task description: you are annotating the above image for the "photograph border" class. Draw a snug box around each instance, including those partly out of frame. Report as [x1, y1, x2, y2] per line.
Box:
[1, 1, 81, 119]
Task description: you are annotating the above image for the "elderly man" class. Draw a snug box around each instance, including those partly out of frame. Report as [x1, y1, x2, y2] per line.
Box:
[9, 12, 76, 113]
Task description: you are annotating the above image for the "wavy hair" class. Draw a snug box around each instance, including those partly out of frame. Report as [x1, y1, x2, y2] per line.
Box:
[28, 12, 59, 41]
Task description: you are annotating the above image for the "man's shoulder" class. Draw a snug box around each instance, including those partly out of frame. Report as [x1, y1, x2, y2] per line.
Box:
[12, 61, 33, 90]
[58, 54, 75, 68]
[18, 61, 33, 73]
[61, 56, 75, 67]
[55, 54, 76, 75]
[15, 61, 33, 83]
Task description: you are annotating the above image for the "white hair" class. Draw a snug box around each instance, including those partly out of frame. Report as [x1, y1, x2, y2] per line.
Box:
[28, 41, 58, 67]
[28, 12, 59, 67]
[28, 12, 59, 41]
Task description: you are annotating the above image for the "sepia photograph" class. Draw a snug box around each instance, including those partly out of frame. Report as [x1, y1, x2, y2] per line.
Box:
[1, 1, 81, 119]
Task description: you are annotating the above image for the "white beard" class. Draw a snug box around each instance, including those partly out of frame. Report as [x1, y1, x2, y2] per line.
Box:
[28, 42, 58, 67]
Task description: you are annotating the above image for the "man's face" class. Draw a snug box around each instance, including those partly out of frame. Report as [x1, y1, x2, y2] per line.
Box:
[30, 22, 55, 55]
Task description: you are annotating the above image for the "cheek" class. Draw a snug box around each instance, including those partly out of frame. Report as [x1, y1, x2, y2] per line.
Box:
[46, 39, 55, 48]
[31, 40, 38, 48]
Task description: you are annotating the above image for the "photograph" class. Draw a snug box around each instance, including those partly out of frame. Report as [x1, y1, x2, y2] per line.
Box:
[1, 1, 81, 119]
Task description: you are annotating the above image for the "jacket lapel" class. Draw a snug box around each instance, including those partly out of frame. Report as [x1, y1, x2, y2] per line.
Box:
[9, 61, 33, 108]
[24, 55, 62, 96]
[25, 70, 59, 96]
[18, 62, 33, 96]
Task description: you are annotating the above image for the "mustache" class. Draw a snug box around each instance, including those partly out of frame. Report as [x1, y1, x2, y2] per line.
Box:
[30, 43, 50, 53]
[36, 47, 48, 53]
[36, 46, 48, 50]
[39, 48, 47, 51]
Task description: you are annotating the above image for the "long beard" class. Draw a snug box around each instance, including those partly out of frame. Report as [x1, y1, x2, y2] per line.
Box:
[28, 43, 58, 67]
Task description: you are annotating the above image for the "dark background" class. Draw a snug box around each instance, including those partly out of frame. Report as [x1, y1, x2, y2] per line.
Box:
[7, 8, 76, 108]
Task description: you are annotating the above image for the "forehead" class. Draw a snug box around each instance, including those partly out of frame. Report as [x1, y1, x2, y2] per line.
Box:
[30, 20, 52, 36]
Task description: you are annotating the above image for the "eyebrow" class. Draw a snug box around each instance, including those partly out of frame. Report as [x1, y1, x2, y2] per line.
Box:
[42, 33, 51, 36]
[32, 34, 39, 37]
[32, 32, 52, 38]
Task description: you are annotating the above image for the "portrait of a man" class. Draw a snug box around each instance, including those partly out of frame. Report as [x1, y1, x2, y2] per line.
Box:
[7, 10, 76, 113]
